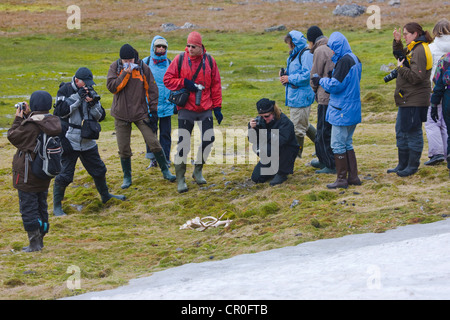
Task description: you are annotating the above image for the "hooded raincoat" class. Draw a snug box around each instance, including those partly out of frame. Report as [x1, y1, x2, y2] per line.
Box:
[319, 32, 362, 127]
[143, 36, 174, 118]
[284, 30, 315, 108]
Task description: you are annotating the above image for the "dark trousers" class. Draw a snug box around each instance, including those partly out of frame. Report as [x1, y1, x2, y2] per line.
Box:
[251, 145, 297, 183]
[315, 104, 335, 169]
[18, 190, 49, 232]
[395, 107, 427, 153]
[55, 145, 107, 188]
[146, 116, 172, 160]
[443, 98, 450, 168]
[177, 116, 214, 163]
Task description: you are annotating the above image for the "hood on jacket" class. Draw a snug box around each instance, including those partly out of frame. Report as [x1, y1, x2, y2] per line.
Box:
[150, 35, 168, 63]
[328, 32, 353, 63]
[288, 30, 308, 57]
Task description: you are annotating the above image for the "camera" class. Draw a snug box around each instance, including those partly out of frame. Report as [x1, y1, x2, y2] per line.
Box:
[280, 68, 287, 76]
[384, 52, 409, 83]
[194, 83, 204, 106]
[14, 102, 26, 111]
[254, 116, 265, 129]
[86, 86, 101, 104]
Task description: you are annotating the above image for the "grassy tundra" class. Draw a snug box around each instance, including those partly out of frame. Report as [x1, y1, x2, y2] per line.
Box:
[0, 0, 448, 299]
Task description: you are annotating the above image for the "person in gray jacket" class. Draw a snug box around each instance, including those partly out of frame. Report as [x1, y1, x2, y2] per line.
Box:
[53, 67, 125, 216]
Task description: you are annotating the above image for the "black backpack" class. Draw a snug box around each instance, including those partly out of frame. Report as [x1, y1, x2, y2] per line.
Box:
[31, 132, 62, 180]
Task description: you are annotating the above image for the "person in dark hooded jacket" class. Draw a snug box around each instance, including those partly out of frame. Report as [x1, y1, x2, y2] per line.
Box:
[248, 98, 299, 186]
[7, 91, 61, 252]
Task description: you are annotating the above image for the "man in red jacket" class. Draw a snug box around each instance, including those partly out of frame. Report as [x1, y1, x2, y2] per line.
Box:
[164, 31, 223, 193]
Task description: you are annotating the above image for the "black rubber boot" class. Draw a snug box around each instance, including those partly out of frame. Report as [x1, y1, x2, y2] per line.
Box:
[22, 229, 43, 253]
[269, 174, 287, 186]
[397, 150, 422, 177]
[387, 148, 409, 174]
[94, 176, 126, 203]
[154, 151, 176, 182]
[53, 182, 67, 216]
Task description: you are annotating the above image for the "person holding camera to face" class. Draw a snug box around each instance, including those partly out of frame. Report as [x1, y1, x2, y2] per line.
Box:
[248, 99, 299, 186]
[163, 31, 223, 193]
[53, 67, 125, 216]
[387, 23, 433, 177]
[107, 44, 176, 190]
[8, 91, 61, 251]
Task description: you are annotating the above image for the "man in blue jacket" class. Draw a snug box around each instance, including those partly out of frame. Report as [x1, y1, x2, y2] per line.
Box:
[143, 36, 174, 168]
[280, 30, 316, 158]
[315, 32, 362, 189]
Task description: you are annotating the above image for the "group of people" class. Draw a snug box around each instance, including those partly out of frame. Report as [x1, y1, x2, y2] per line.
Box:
[7, 19, 450, 252]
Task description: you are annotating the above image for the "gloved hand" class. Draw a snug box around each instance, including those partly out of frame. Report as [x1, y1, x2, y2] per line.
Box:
[430, 105, 438, 122]
[311, 76, 321, 87]
[327, 70, 333, 78]
[213, 107, 223, 125]
[78, 87, 88, 101]
[145, 111, 158, 133]
[184, 79, 198, 92]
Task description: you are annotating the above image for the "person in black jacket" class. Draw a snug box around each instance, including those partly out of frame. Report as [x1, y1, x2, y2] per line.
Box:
[248, 98, 299, 186]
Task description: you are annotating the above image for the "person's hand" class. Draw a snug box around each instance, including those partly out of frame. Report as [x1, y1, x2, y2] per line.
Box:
[15, 102, 29, 118]
[280, 75, 289, 85]
[78, 87, 89, 100]
[184, 79, 198, 92]
[431, 104, 438, 122]
[249, 118, 257, 129]
[397, 58, 405, 68]
[311, 76, 321, 87]
[213, 107, 223, 124]
[393, 28, 402, 42]
[146, 111, 158, 133]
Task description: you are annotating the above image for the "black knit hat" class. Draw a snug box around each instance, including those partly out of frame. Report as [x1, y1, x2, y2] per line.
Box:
[30, 90, 52, 112]
[256, 98, 275, 114]
[307, 26, 323, 43]
[120, 43, 135, 59]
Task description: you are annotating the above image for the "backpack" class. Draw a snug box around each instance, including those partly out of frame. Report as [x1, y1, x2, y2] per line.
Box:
[31, 132, 62, 180]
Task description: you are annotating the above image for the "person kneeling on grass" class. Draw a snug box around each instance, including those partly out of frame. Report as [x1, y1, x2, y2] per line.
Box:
[248, 98, 299, 186]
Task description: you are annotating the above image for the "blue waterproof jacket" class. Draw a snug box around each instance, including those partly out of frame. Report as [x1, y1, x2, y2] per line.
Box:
[143, 35, 174, 118]
[319, 32, 362, 126]
[284, 30, 315, 108]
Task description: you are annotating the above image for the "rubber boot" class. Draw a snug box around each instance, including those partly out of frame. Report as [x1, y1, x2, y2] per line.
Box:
[192, 164, 207, 185]
[327, 153, 348, 189]
[22, 229, 42, 253]
[306, 124, 317, 144]
[397, 150, 422, 177]
[346, 149, 362, 185]
[53, 182, 67, 216]
[175, 161, 188, 193]
[120, 157, 132, 189]
[296, 136, 304, 158]
[153, 150, 176, 182]
[269, 173, 287, 186]
[387, 148, 409, 174]
[94, 176, 126, 204]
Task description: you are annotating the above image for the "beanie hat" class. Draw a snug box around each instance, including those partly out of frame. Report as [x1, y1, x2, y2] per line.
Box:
[306, 26, 323, 43]
[120, 43, 136, 59]
[256, 98, 275, 114]
[30, 90, 52, 112]
[187, 31, 202, 47]
[154, 38, 168, 48]
[75, 67, 95, 86]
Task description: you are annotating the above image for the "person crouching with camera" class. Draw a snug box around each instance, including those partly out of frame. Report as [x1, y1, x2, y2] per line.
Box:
[248, 98, 299, 186]
[387, 23, 433, 177]
[7, 91, 61, 252]
[53, 67, 125, 216]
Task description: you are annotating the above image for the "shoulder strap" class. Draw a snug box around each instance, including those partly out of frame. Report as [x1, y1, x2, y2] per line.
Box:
[177, 52, 185, 74]
[177, 52, 213, 79]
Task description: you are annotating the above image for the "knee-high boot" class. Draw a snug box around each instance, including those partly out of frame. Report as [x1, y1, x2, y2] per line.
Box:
[397, 149, 422, 177]
[153, 150, 176, 182]
[387, 148, 409, 174]
[53, 182, 67, 216]
[327, 153, 348, 189]
[94, 176, 126, 203]
[120, 157, 132, 189]
[346, 149, 362, 185]
[174, 156, 188, 193]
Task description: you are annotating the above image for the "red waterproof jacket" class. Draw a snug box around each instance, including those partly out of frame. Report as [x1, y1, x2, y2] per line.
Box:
[163, 48, 222, 112]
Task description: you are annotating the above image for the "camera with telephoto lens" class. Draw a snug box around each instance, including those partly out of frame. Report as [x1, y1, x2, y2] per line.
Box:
[384, 52, 409, 83]
[13, 102, 26, 111]
[254, 116, 265, 129]
[280, 68, 287, 76]
[194, 83, 204, 106]
[85, 86, 101, 104]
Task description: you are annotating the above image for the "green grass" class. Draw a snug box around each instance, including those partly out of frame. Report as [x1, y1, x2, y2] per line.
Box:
[0, 27, 449, 299]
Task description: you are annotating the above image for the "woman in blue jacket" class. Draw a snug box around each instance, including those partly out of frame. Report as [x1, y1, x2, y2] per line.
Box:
[318, 32, 362, 189]
[280, 30, 316, 158]
[143, 36, 174, 167]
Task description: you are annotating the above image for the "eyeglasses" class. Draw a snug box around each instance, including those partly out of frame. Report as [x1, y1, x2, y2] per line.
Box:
[262, 114, 273, 119]
[155, 45, 167, 48]
[187, 44, 197, 49]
